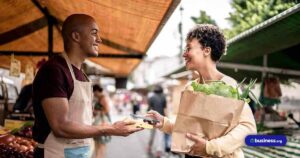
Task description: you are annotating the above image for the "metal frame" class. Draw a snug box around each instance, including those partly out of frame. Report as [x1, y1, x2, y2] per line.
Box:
[218, 62, 300, 76]
[170, 62, 300, 79]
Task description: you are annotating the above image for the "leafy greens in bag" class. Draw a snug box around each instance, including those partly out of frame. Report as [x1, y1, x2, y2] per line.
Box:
[191, 78, 262, 107]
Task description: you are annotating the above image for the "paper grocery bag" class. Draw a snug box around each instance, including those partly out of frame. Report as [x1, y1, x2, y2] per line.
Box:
[171, 90, 245, 154]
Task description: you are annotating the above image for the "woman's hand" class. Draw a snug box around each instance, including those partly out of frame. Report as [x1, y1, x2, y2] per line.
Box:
[145, 110, 164, 128]
[186, 133, 208, 156]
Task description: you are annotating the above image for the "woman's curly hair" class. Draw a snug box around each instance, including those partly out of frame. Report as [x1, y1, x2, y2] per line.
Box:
[186, 24, 226, 61]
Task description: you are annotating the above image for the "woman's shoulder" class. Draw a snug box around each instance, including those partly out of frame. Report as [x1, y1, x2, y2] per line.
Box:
[184, 75, 238, 90]
[221, 75, 238, 87]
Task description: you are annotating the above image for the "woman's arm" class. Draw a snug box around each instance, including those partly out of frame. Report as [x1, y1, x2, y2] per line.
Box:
[160, 117, 174, 134]
[146, 111, 174, 134]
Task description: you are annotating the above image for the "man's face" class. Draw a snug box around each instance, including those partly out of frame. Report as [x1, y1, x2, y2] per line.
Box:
[78, 20, 102, 57]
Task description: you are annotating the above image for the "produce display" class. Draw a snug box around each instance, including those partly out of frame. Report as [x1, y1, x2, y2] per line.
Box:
[0, 122, 36, 158]
[11, 122, 33, 138]
[0, 134, 36, 158]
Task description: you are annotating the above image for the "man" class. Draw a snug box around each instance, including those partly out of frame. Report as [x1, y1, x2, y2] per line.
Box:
[32, 14, 142, 158]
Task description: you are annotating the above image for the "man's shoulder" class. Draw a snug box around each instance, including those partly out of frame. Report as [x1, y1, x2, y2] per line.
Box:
[37, 56, 68, 75]
[33, 56, 70, 84]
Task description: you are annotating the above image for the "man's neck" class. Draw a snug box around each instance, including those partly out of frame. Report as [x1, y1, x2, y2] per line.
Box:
[65, 50, 85, 69]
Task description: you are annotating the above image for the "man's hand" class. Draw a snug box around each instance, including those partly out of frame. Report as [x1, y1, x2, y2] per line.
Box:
[145, 110, 164, 128]
[106, 120, 143, 137]
[186, 133, 208, 156]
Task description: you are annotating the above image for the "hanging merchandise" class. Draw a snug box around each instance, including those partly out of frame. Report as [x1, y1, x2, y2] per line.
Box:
[24, 63, 34, 84]
[263, 77, 282, 99]
[259, 76, 282, 106]
[9, 54, 21, 77]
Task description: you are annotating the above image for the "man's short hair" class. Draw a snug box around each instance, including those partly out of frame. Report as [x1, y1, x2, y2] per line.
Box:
[186, 24, 226, 61]
[61, 14, 95, 51]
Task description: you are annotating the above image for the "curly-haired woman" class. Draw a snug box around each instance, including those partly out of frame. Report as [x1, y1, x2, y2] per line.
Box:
[147, 24, 256, 158]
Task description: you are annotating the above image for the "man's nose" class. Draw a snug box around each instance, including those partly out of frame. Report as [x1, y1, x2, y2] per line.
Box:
[96, 35, 102, 44]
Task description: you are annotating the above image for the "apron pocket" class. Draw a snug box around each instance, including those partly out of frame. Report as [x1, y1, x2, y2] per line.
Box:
[64, 146, 90, 158]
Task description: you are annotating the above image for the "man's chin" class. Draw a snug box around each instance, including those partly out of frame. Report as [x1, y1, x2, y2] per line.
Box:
[87, 51, 99, 57]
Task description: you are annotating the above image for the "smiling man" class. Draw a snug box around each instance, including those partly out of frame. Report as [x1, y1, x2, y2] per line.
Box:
[32, 14, 142, 158]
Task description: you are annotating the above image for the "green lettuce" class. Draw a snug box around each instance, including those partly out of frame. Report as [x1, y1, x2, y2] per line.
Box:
[191, 78, 261, 106]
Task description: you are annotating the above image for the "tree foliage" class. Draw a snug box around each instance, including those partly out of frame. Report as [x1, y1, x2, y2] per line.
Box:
[190, 0, 299, 39]
[225, 0, 299, 38]
[191, 10, 217, 25]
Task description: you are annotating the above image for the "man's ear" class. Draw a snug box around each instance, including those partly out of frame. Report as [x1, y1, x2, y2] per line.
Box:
[71, 32, 80, 43]
[203, 47, 211, 57]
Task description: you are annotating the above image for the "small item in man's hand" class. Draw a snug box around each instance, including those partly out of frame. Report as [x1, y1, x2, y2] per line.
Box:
[123, 117, 153, 129]
[130, 114, 159, 125]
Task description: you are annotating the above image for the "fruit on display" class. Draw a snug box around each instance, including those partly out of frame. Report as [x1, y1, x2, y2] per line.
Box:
[13, 126, 33, 138]
[11, 122, 33, 138]
[0, 134, 36, 158]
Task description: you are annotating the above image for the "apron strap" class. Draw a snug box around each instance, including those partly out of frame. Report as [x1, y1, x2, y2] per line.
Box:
[62, 53, 90, 82]
[62, 53, 76, 81]
[81, 70, 90, 82]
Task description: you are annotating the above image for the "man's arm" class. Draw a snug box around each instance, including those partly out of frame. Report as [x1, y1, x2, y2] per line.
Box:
[42, 97, 142, 139]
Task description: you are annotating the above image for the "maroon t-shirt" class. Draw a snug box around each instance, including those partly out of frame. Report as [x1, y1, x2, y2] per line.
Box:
[32, 55, 88, 144]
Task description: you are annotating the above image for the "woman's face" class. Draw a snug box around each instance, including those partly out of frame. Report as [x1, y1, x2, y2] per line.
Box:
[183, 38, 206, 71]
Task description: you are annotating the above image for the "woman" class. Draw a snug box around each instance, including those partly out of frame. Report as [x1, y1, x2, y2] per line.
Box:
[147, 24, 256, 158]
[93, 84, 111, 158]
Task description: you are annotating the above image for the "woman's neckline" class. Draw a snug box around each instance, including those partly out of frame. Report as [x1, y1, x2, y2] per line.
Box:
[196, 75, 226, 84]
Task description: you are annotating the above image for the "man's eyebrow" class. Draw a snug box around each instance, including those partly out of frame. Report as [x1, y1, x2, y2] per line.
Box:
[91, 29, 98, 32]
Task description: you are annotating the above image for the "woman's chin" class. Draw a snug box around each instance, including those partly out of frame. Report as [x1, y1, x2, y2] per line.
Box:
[185, 63, 194, 70]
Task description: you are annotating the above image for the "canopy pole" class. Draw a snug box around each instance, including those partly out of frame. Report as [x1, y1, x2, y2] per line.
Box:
[47, 15, 53, 58]
[262, 54, 268, 79]
[31, 0, 54, 58]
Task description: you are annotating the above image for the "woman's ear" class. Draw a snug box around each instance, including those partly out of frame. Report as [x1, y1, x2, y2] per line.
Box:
[204, 47, 211, 57]
[71, 32, 80, 42]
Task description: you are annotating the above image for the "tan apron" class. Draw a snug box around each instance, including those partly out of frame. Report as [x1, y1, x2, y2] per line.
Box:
[38, 53, 93, 158]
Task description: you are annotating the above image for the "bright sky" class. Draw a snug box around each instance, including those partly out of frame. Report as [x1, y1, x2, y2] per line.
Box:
[147, 0, 233, 59]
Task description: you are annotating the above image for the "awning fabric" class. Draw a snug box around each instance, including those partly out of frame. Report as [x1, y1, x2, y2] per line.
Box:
[0, 0, 180, 76]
